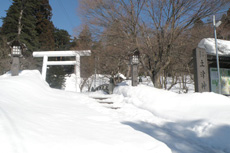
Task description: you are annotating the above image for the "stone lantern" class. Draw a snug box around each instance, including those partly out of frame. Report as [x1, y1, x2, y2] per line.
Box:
[130, 48, 140, 86]
[10, 40, 23, 76]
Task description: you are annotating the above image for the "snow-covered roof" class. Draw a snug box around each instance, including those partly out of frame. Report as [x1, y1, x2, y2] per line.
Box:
[198, 38, 230, 56]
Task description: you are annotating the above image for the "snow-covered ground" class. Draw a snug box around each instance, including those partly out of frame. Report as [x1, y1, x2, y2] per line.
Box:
[1, 70, 230, 153]
[112, 82, 230, 153]
[65, 74, 194, 94]
[0, 70, 170, 153]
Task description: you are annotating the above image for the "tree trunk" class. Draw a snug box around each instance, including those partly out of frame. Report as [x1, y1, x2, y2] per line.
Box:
[80, 78, 89, 92]
[18, 9, 24, 37]
[152, 57, 171, 88]
[153, 73, 162, 88]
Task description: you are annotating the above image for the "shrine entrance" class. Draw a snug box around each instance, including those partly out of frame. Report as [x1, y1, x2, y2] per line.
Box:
[33, 50, 91, 92]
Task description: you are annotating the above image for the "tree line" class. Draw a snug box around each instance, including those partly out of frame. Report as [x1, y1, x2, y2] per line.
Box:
[0, 0, 80, 89]
[1, 0, 230, 91]
[77, 0, 230, 91]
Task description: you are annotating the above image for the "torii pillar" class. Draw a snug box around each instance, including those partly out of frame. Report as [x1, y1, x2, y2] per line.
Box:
[33, 50, 91, 92]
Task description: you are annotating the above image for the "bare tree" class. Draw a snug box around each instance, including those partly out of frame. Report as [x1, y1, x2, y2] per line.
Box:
[139, 0, 229, 88]
[79, 0, 229, 88]
[79, 0, 146, 78]
[72, 25, 97, 91]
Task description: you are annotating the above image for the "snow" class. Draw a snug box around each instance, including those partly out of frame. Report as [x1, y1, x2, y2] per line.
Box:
[198, 38, 230, 56]
[1, 70, 230, 153]
[140, 76, 195, 94]
[116, 73, 127, 80]
[0, 70, 170, 153]
[64, 74, 78, 92]
[64, 74, 110, 92]
[113, 82, 230, 153]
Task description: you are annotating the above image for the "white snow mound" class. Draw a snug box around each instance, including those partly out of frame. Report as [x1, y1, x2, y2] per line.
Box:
[114, 84, 230, 153]
[0, 70, 171, 153]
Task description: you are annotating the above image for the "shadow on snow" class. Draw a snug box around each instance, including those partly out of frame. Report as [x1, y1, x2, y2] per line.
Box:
[121, 120, 230, 153]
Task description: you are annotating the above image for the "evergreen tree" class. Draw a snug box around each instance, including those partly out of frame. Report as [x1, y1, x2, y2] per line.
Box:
[220, 8, 230, 40]
[222, 8, 230, 27]
[193, 18, 204, 29]
[0, 36, 11, 74]
[1, 0, 55, 52]
[1, 0, 71, 89]
[71, 26, 97, 91]
[35, 0, 55, 51]
[76, 25, 93, 49]
[46, 65, 66, 89]
[190, 18, 206, 39]
[54, 28, 71, 50]
[1, 0, 39, 53]
[46, 28, 72, 89]
[72, 25, 94, 78]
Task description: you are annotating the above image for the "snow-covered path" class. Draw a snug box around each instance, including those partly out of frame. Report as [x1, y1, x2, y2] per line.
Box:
[86, 91, 230, 153]
[1, 70, 230, 153]
[93, 84, 230, 153]
[0, 70, 171, 153]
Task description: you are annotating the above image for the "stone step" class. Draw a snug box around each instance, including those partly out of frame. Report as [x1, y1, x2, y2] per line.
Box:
[92, 97, 109, 100]
[90, 96, 120, 109]
[98, 101, 114, 104]
[105, 106, 121, 110]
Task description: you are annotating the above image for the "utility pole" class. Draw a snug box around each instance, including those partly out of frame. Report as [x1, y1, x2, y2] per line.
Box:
[94, 56, 97, 89]
[213, 15, 222, 94]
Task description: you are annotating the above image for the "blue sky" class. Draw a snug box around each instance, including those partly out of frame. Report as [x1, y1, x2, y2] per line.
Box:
[0, 0, 81, 37]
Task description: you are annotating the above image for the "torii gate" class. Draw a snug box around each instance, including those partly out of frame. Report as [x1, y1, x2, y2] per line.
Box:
[33, 50, 91, 92]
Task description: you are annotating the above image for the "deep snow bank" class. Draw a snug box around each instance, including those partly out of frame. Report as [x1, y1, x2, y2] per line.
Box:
[114, 84, 230, 123]
[114, 84, 230, 152]
[0, 70, 171, 153]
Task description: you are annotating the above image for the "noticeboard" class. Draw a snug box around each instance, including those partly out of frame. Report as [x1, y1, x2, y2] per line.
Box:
[210, 68, 230, 95]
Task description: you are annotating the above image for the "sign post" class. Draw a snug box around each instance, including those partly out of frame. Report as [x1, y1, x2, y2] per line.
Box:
[194, 48, 210, 92]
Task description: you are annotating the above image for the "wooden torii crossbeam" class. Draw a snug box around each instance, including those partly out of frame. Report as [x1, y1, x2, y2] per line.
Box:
[33, 50, 91, 92]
